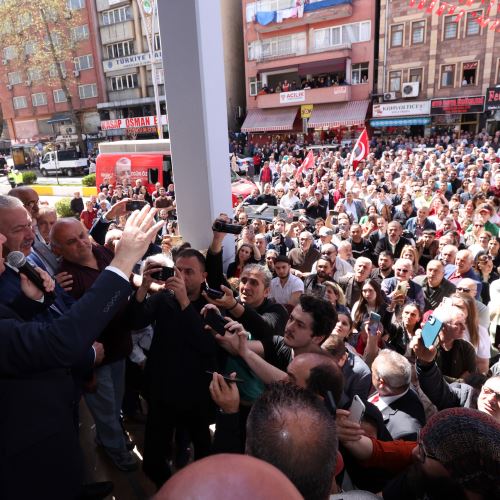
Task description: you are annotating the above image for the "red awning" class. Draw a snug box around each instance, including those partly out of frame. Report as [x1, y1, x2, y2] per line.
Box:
[241, 107, 298, 132]
[308, 100, 369, 129]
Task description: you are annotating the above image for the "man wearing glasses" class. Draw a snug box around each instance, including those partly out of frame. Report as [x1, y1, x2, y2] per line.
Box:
[445, 249, 482, 299]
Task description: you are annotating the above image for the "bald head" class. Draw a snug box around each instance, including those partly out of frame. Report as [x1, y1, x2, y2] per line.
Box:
[50, 218, 93, 264]
[154, 454, 302, 500]
[8, 187, 40, 218]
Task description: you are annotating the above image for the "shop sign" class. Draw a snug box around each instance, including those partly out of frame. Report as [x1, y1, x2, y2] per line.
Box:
[301, 104, 313, 119]
[103, 50, 162, 72]
[485, 86, 500, 111]
[373, 101, 431, 118]
[430, 96, 485, 115]
[100, 115, 167, 130]
[280, 90, 305, 104]
[333, 86, 348, 95]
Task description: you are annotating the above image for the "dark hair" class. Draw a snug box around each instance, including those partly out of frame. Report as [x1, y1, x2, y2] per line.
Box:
[174, 248, 206, 271]
[275, 255, 290, 265]
[246, 383, 338, 500]
[299, 294, 337, 341]
[306, 360, 344, 405]
[353, 278, 385, 329]
[379, 250, 394, 260]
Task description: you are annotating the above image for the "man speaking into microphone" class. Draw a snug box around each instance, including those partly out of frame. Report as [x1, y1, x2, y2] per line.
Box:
[0, 201, 163, 500]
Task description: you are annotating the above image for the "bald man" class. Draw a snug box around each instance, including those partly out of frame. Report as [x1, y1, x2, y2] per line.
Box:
[445, 249, 482, 299]
[154, 454, 302, 500]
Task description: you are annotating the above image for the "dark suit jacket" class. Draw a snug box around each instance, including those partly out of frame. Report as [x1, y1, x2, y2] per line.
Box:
[380, 388, 426, 441]
[0, 270, 131, 500]
[374, 236, 412, 259]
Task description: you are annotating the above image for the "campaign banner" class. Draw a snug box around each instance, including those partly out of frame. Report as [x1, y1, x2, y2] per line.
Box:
[373, 101, 431, 118]
[100, 115, 168, 130]
[103, 50, 163, 72]
[280, 90, 305, 104]
[430, 96, 485, 115]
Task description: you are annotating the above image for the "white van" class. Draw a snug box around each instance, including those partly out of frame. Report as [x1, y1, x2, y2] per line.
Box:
[39, 150, 88, 177]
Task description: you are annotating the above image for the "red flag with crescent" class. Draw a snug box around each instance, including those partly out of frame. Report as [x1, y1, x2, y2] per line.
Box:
[295, 149, 315, 180]
[351, 128, 369, 169]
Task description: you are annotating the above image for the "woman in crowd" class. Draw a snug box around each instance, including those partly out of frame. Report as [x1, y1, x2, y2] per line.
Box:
[227, 243, 259, 279]
[351, 279, 387, 333]
[383, 302, 422, 359]
[323, 281, 350, 316]
[401, 245, 425, 276]
[450, 293, 490, 374]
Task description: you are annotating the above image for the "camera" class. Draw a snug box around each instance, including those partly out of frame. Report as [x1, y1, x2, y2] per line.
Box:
[212, 220, 243, 235]
[126, 200, 147, 211]
[151, 266, 175, 281]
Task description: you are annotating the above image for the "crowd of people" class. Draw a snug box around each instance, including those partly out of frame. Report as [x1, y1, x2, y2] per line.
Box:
[1, 128, 500, 500]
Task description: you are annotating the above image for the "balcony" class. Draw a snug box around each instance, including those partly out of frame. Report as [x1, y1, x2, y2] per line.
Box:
[256, 85, 351, 108]
[250, 0, 353, 33]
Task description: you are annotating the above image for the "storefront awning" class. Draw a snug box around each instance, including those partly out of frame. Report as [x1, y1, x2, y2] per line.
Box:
[46, 113, 72, 124]
[241, 107, 298, 132]
[370, 117, 431, 127]
[308, 100, 369, 129]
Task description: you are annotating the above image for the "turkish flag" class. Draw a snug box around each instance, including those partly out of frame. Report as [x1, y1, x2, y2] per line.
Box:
[351, 128, 369, 169]
[295, 149, 315, 180]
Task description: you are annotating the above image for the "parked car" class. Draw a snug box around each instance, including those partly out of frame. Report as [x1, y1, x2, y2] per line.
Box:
[231, 170, 256, 206]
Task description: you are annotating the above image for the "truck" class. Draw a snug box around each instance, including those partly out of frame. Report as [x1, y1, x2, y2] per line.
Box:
[39, 149, 88, 177]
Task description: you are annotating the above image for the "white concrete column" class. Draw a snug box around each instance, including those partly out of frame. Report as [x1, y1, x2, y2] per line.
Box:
[157, 0, 234, 260]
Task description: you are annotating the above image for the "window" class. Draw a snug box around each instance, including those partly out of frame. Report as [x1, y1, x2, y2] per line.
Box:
[110, 73, 138, 91]
[254, 0, 295, 10]
[3, 46, 16, 60]
[466, 11, 481, 36]
[31, 92, 48, 107]
[19, 12, 32, 28]
[314, 26, 341, 49]
[249, 77, 262, 96]
[262, 36, 292, 58]
[412, 21, 425, 44]
[7, 71, 22, 85]
[444, 15, 458, 39]
[13, 96, 27, 109]
[154, 33, 161, 51]
[67, 0, 84, 10]
[102, 6, 132, 26]
[71, 25, 89, 42]
[409, 67, 423, 83]
[462, 61, 478, 86]
[27, 68, 43, 81]
[389, 70, 402, 92]
[78, 83, 97, 99]
[74, 54, 94, 71]
[49, 62, 66, 78]
[24, 42, 36, 56]
[53, 89, 67, 103]
[313, 21, 371, 50]
[44, 33, 62, 48]
[441, 64, 455, 87]
[351, 63, 369, 85]
[391, 24, 404, 47]
[106, 41, 134, 59]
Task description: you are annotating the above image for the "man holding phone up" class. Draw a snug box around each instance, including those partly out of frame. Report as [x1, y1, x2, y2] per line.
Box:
[129, 248, 219, 489]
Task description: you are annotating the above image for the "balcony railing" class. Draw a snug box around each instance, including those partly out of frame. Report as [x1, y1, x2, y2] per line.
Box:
[256, 85, 351, 108]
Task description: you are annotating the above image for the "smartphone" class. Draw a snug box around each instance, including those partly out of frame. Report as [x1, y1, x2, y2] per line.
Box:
[292, 215, 299, 222]
[204, 309, 229, 336]
[205, 371, 244, 384]
[331, 216, 338, 225]
[205, 286, 224, 299]
[273, 208, 279, 217]
[329, 210, 339, 217]
[368, 311, 381, 337]
[421, 315, 443, 349]
[125, 200, 147, 211]
[324, 390, 337, 418]
[151, 266, 175, 281]
[348, 395, 366, 423]
[395, 281, 408, 296]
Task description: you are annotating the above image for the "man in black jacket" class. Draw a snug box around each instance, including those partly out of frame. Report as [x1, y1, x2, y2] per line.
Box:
[374, 221, 412, 260]
[131, 248, 220, 489]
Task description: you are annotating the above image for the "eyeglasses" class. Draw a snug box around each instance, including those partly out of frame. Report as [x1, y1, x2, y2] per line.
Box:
[474, 224, 484, 227]
[478, 255, 493, 262]
[322, 251, 335, 256]
[395, 268, 410, 274]
[456, 287, 471, 292]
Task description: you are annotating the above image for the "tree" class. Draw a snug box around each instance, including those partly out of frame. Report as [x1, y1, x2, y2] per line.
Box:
[0, 0, 88, 155]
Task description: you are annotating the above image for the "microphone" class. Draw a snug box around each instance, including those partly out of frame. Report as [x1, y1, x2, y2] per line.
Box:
[7, 251, 56, 300]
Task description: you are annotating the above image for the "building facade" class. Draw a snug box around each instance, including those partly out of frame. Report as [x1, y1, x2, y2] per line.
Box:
[375, 0, 500, 136]
[0, 0, 103, 149]
[240, 0, 375, 143]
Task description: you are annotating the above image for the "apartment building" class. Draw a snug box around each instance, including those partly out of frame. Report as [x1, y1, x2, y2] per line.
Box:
[0, 0, 103, 148]
[375, 1, 500, 136]
[240, 0, 375, 143]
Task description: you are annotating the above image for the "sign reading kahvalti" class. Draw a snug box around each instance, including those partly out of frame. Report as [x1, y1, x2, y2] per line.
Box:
[372, 101, 430, 118]
[430, 96, 485, 115]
